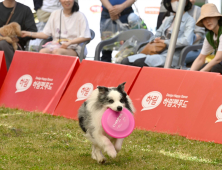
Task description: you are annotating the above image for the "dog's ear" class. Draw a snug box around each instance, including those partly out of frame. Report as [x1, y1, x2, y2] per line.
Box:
[97, 86, 108, 94]
[117, 82, 126, 92]
[11, 22, 21, 37]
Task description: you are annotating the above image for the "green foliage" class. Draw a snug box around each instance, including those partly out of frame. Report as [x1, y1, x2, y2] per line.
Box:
[0, 107, 222, 169]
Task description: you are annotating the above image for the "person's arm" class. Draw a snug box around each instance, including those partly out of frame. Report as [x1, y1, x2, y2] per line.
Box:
[190, 53, 207, 71]
[190, 37, 216, 71]
[200, 51, 222, 72]
[200, 35, 222, 71]
[100, 0, 113, 11]
[154, 17, 170, 40]
[21, 31, 49, 39]
[164, 16, 195, 47]
[18, 6, 37, 47]
[100, 0, 119, 20]
[109, 0, 136, 17]
[194, 34, 202, 44]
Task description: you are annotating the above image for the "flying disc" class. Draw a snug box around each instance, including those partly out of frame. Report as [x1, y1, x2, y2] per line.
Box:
[102, 108, 135, 138]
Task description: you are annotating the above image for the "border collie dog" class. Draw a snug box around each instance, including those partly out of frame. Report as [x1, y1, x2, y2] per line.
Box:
[78, 82, 135, 163]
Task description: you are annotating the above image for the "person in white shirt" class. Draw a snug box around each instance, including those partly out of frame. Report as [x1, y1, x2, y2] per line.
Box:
[22, 0, 91, 57]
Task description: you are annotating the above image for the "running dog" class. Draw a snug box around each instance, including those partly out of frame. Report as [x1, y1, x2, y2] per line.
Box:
[78, 82, 135, 164]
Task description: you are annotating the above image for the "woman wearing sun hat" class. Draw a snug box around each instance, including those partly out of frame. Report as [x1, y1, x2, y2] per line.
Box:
[190, 3, 222, 73]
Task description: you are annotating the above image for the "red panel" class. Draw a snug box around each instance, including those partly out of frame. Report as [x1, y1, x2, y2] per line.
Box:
[130, 67, 219, 136]
[154, 71, 218, 136]
[0, 51, 80, 114]
[187, 75, 222, 144]
[0, 51, 7, 89]
[54, 60, 141, 120]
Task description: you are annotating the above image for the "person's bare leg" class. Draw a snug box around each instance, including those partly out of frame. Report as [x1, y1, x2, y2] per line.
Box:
[52, 48, 78, 56]
[39, 48, 52, 54]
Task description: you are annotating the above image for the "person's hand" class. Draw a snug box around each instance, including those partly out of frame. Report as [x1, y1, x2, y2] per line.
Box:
[154, 37, 165, 43]
[110, 14, 119, 21]
[21, 31, 30, 38]
[108, 6, 120, 21]
[60, 42, 71, 49]
[109, 4, 124, 16]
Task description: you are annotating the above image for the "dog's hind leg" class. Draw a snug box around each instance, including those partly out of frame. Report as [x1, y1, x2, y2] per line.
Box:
[92, 144, 106, 164]
[114, 138, 124, 153]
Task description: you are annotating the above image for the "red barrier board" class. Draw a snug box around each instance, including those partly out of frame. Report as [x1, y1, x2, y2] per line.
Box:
[187, 75, 222, 143]
[130, 67, 219, 136]
[0, 51, 7, 89]
[54, 60, 141, 120]
[0, 51, 80, 113]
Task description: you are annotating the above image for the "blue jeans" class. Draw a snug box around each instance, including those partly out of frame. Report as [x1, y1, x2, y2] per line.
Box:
[185, 49, 201, 66]
[100, 9, 133, 62]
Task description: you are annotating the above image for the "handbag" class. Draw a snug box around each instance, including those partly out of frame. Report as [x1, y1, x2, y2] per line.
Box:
[140, 41, 167, 55]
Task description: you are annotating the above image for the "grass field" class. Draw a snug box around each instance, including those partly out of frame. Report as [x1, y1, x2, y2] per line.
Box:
[1, 107, 222, 170]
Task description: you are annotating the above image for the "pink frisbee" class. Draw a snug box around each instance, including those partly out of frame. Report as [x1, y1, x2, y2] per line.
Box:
[102, 108, 135, 138]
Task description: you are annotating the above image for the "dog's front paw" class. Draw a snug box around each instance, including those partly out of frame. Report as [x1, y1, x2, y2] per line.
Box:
[107, 148, 117, 158]
[97, 157, 106, 164]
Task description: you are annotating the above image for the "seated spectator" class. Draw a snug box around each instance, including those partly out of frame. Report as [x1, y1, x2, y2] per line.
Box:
[190, 3, 222, 74]
[30, 0, 63, 52]
[0, 0, 37, 70]
[185, 0, 205, 67]
[22, 0, 91, 57]
[121, 0, 195, 67]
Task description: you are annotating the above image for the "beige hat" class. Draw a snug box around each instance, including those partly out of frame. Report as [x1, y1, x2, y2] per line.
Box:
[196, 3, 222, 27]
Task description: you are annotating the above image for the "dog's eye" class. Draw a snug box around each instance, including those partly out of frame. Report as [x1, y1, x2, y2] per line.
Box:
[108, 99, 114, 104]
[120, 98, 124, 103]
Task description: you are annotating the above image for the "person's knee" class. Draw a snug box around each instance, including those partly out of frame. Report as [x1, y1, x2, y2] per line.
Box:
[211, 64, 222, 74]
[133, 58, 147, 67]
[52, 49, 62, 55]
[0, 40, 10, 50]
[39, 48, 46, 53]
[39, 48, 51, 54]
[121, 58, 130, 65]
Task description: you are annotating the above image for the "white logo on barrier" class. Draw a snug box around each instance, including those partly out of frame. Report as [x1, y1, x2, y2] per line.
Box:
[141, 91, 162, 111]
[33, 77, 54, 90]
[163, 93, 188, 108]
[215, 105, 222, 123]
[76, 83, 94, 102]
[15, 75, 33, 93]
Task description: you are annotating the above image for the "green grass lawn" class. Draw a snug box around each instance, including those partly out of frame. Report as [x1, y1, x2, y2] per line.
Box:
[1, 107, 222, 170]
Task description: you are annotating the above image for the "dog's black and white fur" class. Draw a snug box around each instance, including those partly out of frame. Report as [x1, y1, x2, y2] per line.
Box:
[78, 82, 135, 163]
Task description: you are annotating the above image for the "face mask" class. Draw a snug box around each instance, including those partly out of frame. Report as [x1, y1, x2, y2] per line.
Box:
[171, 1, 179, 12]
